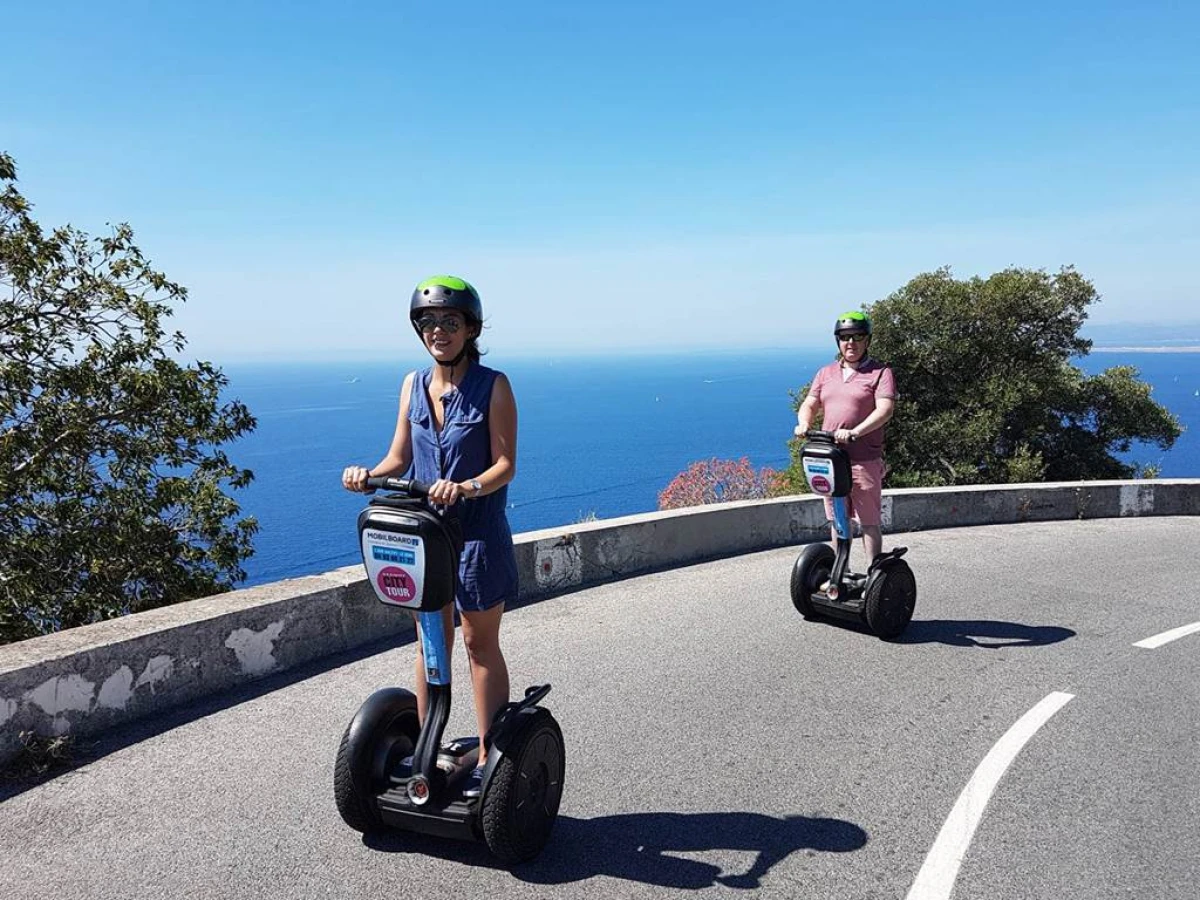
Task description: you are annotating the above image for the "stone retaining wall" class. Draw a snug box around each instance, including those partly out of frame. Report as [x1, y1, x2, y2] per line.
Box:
[3, 479, 1199, 766]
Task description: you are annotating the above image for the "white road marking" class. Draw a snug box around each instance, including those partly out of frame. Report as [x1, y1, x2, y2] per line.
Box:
[1134, 621, 1200, 649]
[905, 691, 1075, 900]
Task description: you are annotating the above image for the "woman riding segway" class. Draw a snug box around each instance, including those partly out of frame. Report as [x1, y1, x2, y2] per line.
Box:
[342, 274, 519, 797]
[336, 276, 563, 861]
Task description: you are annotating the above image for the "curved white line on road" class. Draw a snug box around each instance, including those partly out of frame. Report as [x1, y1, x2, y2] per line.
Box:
[905, 691, 1075, 900]
[1134, 621, 1200, 649]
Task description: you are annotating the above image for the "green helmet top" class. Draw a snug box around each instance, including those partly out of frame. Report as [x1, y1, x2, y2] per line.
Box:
[833, 310, 871, 336]
[410, 275, 483, 326]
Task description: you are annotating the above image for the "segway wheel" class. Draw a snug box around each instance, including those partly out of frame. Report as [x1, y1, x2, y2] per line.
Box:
[791, 543, 835, 617]
[481, 711, 565, 863]
[333, 689, 420, 833]
[863, 561, 917, 639]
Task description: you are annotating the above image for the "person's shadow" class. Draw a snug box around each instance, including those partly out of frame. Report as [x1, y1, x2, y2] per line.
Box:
[367, 809, 867, 888]
[897, 619, 1075, 648]
[522, 810, 867, 888]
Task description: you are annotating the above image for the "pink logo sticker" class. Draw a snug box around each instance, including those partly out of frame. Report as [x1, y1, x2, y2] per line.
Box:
[810, 474, 832, 494]
[376, 566, 417, 604]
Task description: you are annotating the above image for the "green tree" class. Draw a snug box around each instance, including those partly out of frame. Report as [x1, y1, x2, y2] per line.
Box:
[784, 266, 1180, 489]
[777, 385, 819, 496]
[1, 152, 257, 645]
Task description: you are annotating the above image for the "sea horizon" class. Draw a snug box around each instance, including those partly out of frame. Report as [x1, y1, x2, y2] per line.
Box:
[218, 348, 1200, 588]
[1087, 346, 1200, 353]
[192, 332, 1200, 368]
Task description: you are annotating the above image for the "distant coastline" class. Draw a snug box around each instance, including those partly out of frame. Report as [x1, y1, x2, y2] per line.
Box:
[1089, 346, 1200, 353]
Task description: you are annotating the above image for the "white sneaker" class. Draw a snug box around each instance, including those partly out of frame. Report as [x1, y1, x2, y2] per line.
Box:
[462, 765, 485, 798]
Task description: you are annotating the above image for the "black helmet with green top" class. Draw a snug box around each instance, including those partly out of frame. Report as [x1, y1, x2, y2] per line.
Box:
[409, 275, 484, 366]
[409, 275, 483, 331]
[833, 310, 871, 337]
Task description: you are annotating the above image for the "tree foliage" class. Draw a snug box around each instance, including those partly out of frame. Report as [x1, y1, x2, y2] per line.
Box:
[1, 151, 257, 645]
[776, 386, 820, 496]
[658, 457, 782, 510]
[786, 266, 1181, 489]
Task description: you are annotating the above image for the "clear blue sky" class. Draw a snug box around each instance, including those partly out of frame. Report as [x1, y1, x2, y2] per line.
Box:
[4, 1, 1198, 360]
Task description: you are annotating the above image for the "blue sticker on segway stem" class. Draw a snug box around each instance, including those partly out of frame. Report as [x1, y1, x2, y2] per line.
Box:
[417, 610, 451, 686]
[832, 497, 853, 540]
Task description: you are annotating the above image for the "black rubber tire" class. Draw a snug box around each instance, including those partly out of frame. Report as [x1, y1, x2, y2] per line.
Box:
[863, 561, 917, 639]
[791, 543, 835, 617]
[333, 723, 380, 832]
[333, 693, 420, 833]
[481, 712, 565, 864]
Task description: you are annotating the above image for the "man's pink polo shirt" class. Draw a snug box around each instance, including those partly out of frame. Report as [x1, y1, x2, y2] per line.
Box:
[809, 357, 897, 462]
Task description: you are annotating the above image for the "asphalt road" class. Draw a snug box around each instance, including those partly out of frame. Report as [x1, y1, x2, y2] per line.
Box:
[3, 517, 1198, 900]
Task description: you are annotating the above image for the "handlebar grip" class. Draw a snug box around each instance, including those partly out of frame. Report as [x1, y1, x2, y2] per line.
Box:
[805, 429, 856, 442]
[364, 476, 431, 497]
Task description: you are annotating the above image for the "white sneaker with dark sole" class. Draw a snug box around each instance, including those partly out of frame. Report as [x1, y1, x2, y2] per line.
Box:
[462, 765, 485, 798]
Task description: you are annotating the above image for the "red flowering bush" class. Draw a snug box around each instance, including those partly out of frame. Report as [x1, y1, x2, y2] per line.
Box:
[658, 457, 783, 510]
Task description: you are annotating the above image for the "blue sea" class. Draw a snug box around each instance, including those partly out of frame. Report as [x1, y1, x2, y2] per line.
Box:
[222, 348, 1200, 588]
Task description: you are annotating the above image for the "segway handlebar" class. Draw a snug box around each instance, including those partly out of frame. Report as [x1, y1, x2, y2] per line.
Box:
[364, 476, 432, 497]
[803, 429, 857, 443]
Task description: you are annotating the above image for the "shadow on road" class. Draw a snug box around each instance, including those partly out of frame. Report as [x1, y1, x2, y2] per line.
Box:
[897, 619, 1076, 648]
[365, 809, 867, 887]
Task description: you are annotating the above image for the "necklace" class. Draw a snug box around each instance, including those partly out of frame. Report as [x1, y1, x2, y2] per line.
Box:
[433, 358, 470, 398]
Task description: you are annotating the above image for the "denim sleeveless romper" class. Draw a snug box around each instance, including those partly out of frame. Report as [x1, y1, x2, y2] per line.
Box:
[407, 362, 519, 612]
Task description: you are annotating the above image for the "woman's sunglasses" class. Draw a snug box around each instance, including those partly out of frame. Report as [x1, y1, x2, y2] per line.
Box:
[416, 314, 465, 334]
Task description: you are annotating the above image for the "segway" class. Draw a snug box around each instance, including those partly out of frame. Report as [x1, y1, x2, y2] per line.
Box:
[333, 477, 564, 863]
[790, 430, 917, 639]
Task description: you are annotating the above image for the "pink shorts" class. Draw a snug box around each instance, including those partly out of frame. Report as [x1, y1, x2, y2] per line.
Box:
[822, 457, 885, 527]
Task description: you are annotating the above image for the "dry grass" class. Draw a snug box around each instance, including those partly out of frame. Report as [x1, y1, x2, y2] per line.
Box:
[2, 730, 78, 779]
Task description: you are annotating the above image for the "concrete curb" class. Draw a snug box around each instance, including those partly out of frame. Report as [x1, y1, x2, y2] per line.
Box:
[3, 479, 1199, 766]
